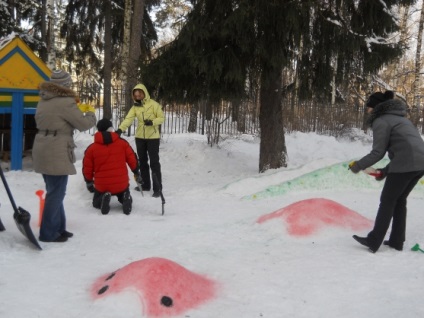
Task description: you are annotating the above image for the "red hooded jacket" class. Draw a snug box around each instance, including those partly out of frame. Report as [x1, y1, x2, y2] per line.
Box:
[83, 131, 139, 194]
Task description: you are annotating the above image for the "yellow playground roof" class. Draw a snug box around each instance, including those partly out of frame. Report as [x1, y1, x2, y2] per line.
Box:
[0, 36, 51, 90]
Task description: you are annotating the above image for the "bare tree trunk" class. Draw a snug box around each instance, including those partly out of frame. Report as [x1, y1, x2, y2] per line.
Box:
[103, 0, 112, 119]
[331, 0, 340, 106]
[234, 99, 246, 133]
[231, 99, 239, 122]
[188, 102, 199, 132]
[331, 55, 338, 106]
[205, 100, 213, 120]
[40, 0, 48, 63]
[399, 5, 410, 44]
[259, 67, 287, 172]
[126, 0, 145, 113]
[293, 35, 304, 111]
[413, 0, 424, 126]
[394, 4, 410, 90]
[361, 74, 375, 132]
[46, 0, 56, 69]
[121, 0, 132, 112]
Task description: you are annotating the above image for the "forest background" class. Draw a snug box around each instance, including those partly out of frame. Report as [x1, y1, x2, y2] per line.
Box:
[2, 0, 424, 172]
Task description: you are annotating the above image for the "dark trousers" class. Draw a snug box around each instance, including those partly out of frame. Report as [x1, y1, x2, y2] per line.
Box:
[92, 187, 129, 208]
[135, 138, 162, 192]
[39, 175, 68, 241]
[367, 170, 424, 249]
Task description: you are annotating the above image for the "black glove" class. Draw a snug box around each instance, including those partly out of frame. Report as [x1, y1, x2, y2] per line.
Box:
[348, 161, 361, 174]
[375, 167, 388, 181]
[144, 119, 153, 126]
[115, 128, 123, 136]
[134, 172, 143, 184]
[86, 181, 94, 193]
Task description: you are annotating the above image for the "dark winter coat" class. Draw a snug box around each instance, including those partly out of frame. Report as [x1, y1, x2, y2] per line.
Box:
[356, 99, 424, 173]
[118, 84, 164, 139]
[82, 131, 139, 194]
[33, 82, 96, 175]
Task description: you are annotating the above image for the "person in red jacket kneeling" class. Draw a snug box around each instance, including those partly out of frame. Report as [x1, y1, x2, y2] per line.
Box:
[83, 119, 142, 215]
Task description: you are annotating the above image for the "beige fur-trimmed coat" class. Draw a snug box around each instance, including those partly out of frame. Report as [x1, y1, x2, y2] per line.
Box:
[32, 82, 96, 175]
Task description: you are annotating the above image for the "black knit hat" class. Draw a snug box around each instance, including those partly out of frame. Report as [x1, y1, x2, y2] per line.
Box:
[366, 90, 395, 108]
[96, 119, 113, 132]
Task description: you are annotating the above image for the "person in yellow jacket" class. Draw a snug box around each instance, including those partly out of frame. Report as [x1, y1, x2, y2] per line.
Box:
[116, 84, 165, 197]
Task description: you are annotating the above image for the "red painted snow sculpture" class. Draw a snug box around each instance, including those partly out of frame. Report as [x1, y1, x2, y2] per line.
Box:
[91, 257, 217, 317]
[257, 198, 373, 236]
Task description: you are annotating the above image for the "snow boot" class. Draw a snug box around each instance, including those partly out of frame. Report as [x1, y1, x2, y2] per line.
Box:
[101, 192, 111, 215]
[39, 235, 68, 243]
[122, 191, 132, 215]
[352, 235, 378, 253]
[383, 240, 403, 251]
[61, 230, 74, 238]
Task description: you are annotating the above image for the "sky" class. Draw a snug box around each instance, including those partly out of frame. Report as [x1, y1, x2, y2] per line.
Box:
[1, 129, 424, 318]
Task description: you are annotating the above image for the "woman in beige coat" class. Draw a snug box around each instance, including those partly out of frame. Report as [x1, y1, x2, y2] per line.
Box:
[33, 70, 96, 242]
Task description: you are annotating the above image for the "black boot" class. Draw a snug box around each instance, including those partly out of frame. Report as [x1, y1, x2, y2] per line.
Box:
[101, 192, 111, 215]
[122, 191, 132, 215]
[383, 240, 403, 251]
[61, 230, 74, 238]
[353, 235, 378, 253]
[40, 235, 68, 243]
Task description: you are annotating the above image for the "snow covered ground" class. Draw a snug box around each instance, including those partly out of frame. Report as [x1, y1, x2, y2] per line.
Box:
[1, 130, 424, 318]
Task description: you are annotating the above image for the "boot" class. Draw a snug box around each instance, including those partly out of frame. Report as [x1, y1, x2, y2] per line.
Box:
[352, 235, 378, 253]
[101, 192, 111, 215]
[383, 240, 403, 251]
[122, 191, 132, 215]
[39, 235, 68, 243]
[61, 230, 74, 238]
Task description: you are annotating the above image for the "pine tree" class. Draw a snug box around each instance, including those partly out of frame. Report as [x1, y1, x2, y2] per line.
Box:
[143, 0, 418, 172]
[59, 0, 158, 117]
[0, 2, 15, 38]
[0, 0, 45, 55]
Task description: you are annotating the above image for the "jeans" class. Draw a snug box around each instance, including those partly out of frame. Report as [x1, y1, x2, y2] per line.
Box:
[39, 175, 68, 241]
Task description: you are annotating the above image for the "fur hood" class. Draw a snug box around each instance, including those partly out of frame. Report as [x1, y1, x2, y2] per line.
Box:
[367, 99, 407, 125]
[39, 82, 77, 100]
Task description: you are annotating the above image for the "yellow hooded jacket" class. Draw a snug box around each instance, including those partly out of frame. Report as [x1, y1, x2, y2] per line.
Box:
[118, 84, 165, 139]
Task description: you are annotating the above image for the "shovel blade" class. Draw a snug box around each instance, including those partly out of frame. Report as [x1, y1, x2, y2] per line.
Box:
[136, 181, 144, 196]
[0, 217, 5, 231]
[14, 207, 42, 250]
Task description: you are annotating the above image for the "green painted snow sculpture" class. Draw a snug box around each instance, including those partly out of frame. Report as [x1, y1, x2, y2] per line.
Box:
[243, 158, 424, 200]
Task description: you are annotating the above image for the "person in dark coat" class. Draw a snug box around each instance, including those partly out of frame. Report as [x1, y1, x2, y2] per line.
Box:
[83, 119, 141, 215]
[349, 90, 424, 253]
[33, 69, 96, 243]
